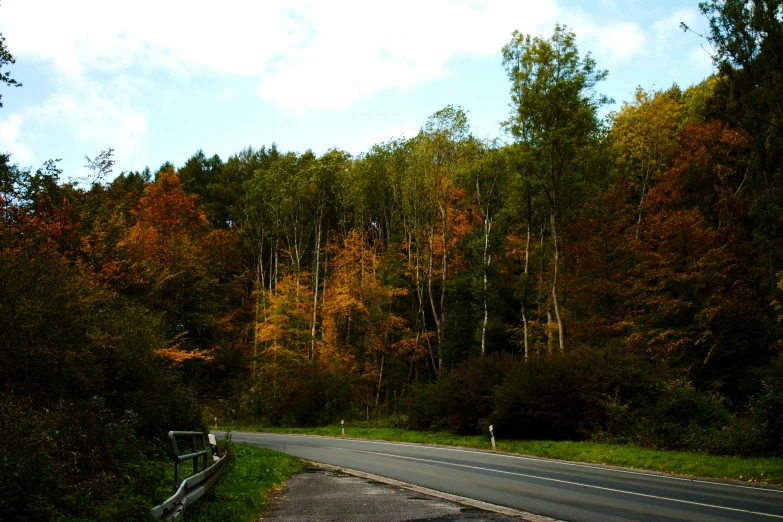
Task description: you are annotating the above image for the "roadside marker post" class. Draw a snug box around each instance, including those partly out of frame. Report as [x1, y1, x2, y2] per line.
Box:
[341, 420, 345, 437]
[489, 425, 496, 451]
[208, 433, 220, 462]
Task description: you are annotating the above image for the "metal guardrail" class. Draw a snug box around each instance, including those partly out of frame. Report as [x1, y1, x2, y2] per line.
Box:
[151, 431, 229, 520]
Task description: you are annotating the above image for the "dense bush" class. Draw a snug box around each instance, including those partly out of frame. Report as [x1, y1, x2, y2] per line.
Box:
[490, 348, 658, 440]
[0, 239, 203, 438]
[602, 379, 729, 449]
[491, 354, 586, 440]
[404, 348, 782, 456]
[0, 398, 166, 522]
[747, 357, 783, 455]
[239, 362, 356, 427]
[596, 364, 783, 457]
[408, 353, 520, 434]
[0, 225, 203, 520]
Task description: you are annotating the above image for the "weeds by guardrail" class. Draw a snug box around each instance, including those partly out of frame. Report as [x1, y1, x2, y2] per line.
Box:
[151, 431, 229, 520]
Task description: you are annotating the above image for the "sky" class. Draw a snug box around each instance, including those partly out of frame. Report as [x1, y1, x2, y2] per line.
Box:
[0, 0, 715, 181]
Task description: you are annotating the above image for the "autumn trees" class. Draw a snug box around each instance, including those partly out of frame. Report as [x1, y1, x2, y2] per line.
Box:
[211, 2, 782, 454]
[503, 25, 610, 354]
[0, 161, 205, 517]
[3, 7, 783, 477]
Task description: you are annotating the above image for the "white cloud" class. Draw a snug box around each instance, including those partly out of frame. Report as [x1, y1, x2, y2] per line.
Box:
[257, 0, 562, 111]
[688, 45, 715, 72]
[558, 10, 644, 65]
[0, 0, 679, 115]
[0, 0, 561, 112]
[593, 21, 645, 62]
[0, 0, 297, 77]
[651, 8, 699, 53]
[0, 114, 35, 165]
[643, 8, 715, 84]
[28, 77, 147, 165]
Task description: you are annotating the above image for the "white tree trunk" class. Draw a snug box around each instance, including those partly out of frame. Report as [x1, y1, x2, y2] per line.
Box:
[310, 208, 323, 360]
[550, 210, 565, 353]
[521, 218, 531, 361]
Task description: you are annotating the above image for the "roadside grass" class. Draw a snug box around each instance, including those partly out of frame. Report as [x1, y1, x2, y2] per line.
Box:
[222, 425, 783, 486]
[187, 441, 303, 522]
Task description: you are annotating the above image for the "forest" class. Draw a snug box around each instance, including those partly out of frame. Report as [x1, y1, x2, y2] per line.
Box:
[1, 1, 783, 519]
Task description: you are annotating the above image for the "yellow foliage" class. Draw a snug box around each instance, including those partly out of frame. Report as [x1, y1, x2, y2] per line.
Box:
[154, 345, 213, 364]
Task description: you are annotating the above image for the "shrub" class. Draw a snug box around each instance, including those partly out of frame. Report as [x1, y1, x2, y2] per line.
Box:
[601, 377, 773, 456]
[748, 357, 783, 455]
[631, 379, 731, 451]
[240, 362, 355, 427]
[491, 354, 584, 440]
[490, 348, 658, 441]
[407, 353, 519, 434]
[407, 377, 453, 432]
[0, 397, 167, 521]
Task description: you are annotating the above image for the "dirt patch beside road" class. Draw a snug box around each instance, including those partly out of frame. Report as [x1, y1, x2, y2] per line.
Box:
[263, 465, 522, 521]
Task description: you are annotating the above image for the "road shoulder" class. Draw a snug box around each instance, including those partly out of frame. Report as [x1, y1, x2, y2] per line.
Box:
[263, 464, 554, 521]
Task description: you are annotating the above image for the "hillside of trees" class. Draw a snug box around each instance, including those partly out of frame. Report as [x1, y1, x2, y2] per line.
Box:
[2, 1, 783, 519]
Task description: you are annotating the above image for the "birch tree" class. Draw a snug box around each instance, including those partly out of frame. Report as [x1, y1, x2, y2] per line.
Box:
[404, 106, 472, 374]
[467, 142, 509, 356]
[502, 24, 610, 353]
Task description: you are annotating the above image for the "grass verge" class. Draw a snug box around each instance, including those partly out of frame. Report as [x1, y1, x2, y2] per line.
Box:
[187, 441, 303, 522]
[222, 425, 783, 486]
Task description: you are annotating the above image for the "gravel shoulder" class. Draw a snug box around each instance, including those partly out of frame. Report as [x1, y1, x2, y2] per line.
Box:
[262, 465, 524, 522]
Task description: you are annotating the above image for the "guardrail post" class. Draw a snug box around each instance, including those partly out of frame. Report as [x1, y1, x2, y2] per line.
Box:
[152, 431, 230, 519]
[201, 433, 209, 470]
[168, 431, 182, 492]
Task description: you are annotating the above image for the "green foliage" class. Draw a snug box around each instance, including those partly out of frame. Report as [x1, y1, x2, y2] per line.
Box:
[490, 349, 657, 441]
[502, 24, 609, 146]
[0, 224, 203, 435]
[748, 357, 783, 455]
[408, 353, 520, 434]
[680, 76, 725, 126]
[0, 398, 166, 521]
[599, 377, 781, 457]
[3, 16, 783, 522]
[0, 31, 21, 108]
[697, 1, 783, 288]
[0, 168, 205, 519]
[187, 441, 302, 522]
[240, 361, 356, 427]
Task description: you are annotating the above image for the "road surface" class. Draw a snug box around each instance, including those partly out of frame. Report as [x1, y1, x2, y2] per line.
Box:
[215, 430, 783, 522]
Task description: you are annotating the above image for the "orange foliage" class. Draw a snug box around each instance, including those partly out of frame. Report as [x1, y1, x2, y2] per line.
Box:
[256, 274, 312, 362]
[320, 231, 413, 383]
[154, 345, 213, 364]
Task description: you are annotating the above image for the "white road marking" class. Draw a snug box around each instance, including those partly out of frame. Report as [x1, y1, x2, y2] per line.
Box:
[309, 460, 565, 522]
[230, 431, 782, 494]
[345, 447, 783, 520]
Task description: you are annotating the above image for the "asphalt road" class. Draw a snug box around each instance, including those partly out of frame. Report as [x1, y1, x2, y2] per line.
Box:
[215, 431, 783, 522]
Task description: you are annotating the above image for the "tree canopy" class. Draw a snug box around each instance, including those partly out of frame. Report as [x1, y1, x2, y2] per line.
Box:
[3, 8, 783, 518]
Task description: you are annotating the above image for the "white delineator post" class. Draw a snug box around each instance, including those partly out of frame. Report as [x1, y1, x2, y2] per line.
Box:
[341, 420, 345, 438]
[214, 417, 218, 430]
[208, 433, 220, 462]
[489, 425, 496, 451]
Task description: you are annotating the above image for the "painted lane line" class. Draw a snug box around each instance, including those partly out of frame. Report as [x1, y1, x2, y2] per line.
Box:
[233, 432, 783, 495]
[307, 460, 565, 522]
[345, 447, 783, 520]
